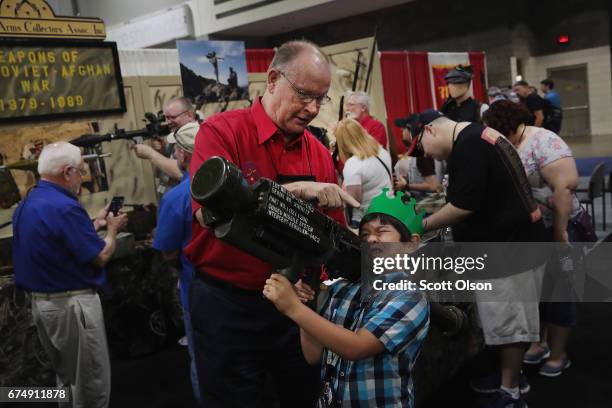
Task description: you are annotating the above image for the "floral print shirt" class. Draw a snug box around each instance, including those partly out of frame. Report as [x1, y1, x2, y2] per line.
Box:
[517, 127, 580, 227]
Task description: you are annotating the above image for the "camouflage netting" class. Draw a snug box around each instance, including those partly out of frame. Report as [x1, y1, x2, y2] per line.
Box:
[413, 302, 484, 405]
[0, 276, 54, 387]
[102, 245, 184, 358]
[0, 243, 184, 387]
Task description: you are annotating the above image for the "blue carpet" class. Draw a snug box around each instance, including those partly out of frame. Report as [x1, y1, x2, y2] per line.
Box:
[575, 156, 612, 177]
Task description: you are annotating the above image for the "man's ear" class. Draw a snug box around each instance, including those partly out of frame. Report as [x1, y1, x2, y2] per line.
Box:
[267, 69, 280, 93]
[410, 234, 421, 244]
[424, 124, 434, 137]
[402, 128, 412, 142]
[61, 165, 71, 181]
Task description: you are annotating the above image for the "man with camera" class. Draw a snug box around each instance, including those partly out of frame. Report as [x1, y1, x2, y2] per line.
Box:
[185, 40, 358, 407]
[131, 97, 198, 193]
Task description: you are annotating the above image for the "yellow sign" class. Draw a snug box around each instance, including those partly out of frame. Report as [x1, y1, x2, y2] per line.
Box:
[0, 42, 126, 122]
[0, 0, 106, 39]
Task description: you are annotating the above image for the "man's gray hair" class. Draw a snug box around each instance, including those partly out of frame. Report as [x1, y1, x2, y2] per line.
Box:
[37, 142, 81, 176]
[165, 96, 194, 113]
[348, 91, 371, 111]
[268, 40, 330, 73]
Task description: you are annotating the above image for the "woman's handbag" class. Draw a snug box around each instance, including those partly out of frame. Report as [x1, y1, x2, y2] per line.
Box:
[570, 208, 598, 242]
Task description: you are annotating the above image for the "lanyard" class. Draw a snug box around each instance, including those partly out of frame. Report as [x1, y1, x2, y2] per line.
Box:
[321, 289, 376, 400]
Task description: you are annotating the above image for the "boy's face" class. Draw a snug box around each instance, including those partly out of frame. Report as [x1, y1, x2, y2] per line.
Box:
[360, 218, 403, 243]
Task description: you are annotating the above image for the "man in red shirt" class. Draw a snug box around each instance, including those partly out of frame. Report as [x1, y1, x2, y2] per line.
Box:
[185, 40, 358, 407]
[345, 91, 388, 148]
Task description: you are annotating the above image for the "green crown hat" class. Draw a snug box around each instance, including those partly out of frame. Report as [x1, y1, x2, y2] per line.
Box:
[365, 188, 425, 236]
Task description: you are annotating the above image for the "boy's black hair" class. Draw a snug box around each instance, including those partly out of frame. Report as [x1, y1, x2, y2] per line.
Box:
[359, 213, 412, 242]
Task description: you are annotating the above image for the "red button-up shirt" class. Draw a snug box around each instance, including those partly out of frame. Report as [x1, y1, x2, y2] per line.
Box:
[359, 114, 388, 148]
[185, 98, 345, 290]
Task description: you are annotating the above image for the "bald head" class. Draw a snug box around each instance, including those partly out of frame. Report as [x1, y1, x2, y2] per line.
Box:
[268, 40, 330, 74]
[420, 116, 459, 161]
[263, 40, 331, 137]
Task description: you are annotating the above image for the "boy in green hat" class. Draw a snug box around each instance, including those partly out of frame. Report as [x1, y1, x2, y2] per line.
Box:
[263, 189, 430, 407]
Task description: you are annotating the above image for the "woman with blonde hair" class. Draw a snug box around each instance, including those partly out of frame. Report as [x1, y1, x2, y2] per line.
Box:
[335, 118, 392, 227]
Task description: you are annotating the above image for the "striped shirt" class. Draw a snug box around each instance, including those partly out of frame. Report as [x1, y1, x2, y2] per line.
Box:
[319, 275, 430, 407]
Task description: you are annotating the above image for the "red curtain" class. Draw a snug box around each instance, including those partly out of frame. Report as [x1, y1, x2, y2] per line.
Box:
[406, 52, 434, 113]
[380, 52, 411, 154]
[380, 52, 434, 154]
[245, 49, 275, 73]
[468, 52, 487, 103]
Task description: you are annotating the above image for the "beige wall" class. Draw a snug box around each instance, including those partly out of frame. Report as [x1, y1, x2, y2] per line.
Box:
[314, 38, 386, 136]
[522, 46, 612, 137]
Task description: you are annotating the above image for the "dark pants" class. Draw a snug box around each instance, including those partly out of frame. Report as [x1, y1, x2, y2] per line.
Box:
[540, 222, 584, 327]
[544, 119, 562, 135]
[190, 274, 320, 408]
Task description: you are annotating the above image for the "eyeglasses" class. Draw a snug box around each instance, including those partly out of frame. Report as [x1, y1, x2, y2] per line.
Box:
[70, 166, 87, 176]
[165, 110, 188, 120]
[416, 131, 424, 151]
[345, 102, 364, 109]
[403, 131, 424, 151]
[279, 71, 331, 106]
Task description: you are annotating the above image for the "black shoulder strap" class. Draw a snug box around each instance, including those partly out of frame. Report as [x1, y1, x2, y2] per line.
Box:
[374, 155, 393, 185]
[475, 99, 482, 123]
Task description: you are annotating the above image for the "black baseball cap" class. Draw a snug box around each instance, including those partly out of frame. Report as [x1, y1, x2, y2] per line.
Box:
[394, 117, 411, 128]
[405, 109, 445, 157]
[445, 65, 472, 84]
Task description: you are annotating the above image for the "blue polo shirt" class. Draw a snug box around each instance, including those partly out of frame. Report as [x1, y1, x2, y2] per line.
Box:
[152, 172, 194, 309]
[544, 90, 561, 109]
[13, 181, 106, 292]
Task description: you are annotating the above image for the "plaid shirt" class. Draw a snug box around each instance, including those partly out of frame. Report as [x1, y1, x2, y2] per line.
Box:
[319, 275, 430, 407]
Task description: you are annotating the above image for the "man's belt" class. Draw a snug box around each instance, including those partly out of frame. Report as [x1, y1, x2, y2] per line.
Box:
[31, 289, 96, 299]
[195, 271, 262, 297]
